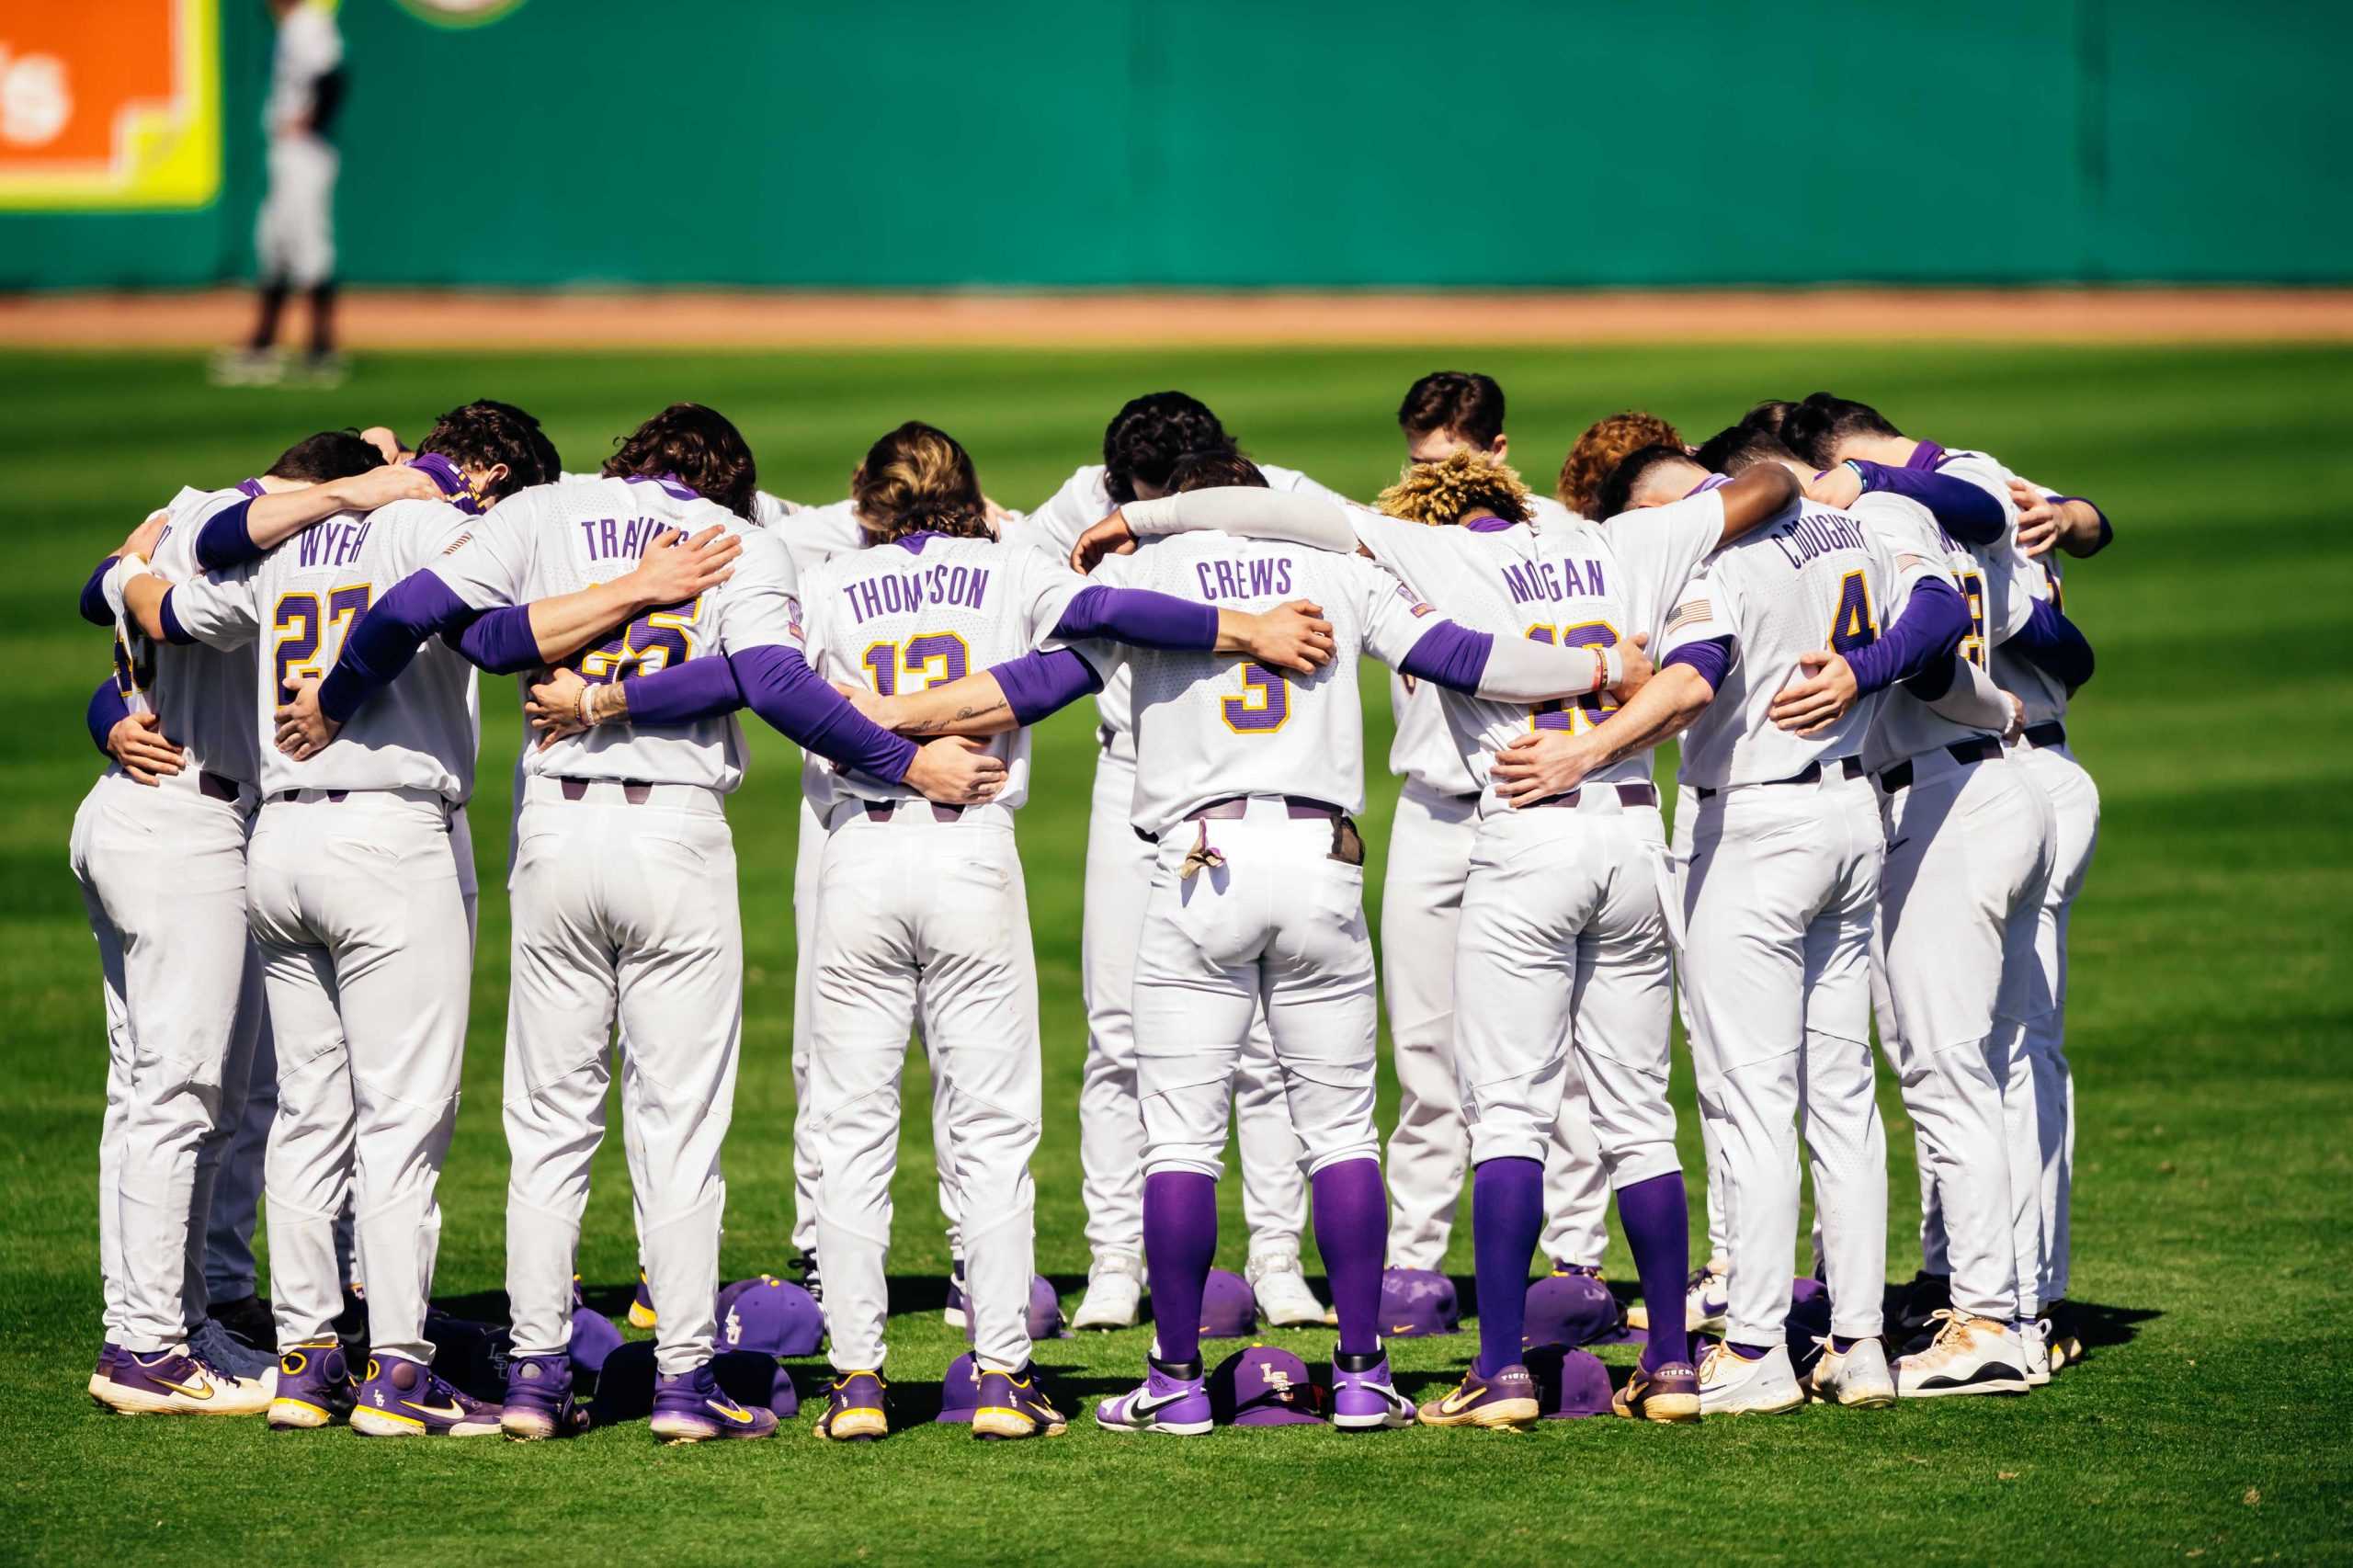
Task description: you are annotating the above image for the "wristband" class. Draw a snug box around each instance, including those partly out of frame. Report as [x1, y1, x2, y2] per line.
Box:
[102, 555, 145, 619]
[577, 681, 597, 731]
[1597, 644, 1623, 692]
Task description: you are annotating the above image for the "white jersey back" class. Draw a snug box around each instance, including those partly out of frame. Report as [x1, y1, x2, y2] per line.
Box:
[1086, 534, 1435, 836]
[170, 496, 480, 801]
[1857, 492, 2006, 770]
[114, 484, 266, 786]
[1990, 472, 2072, 727]
[796, 533, 1085, 812]
[431, 475, 800, 792]
[267, 3, 341, 133]
[1026, 460, 1345, 738]
[1662, 498, 1925, 789]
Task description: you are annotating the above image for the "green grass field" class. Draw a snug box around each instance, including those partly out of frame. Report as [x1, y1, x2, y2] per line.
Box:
[6, 344, 2350, 1566]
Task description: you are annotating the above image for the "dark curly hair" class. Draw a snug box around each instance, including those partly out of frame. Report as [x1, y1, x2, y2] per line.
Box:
[1398, 370, 1506, 449]
[602, 403, 757, 518]
[420, 402, 554, 502]
[452, 398, 562, 490]
[1102, 392, 1235, 505]
[1779, 392, 1904, 469]
[266, 429, 384, 483]
[1165, 449, 1267, 493]
[1557, 410, 1684, 517]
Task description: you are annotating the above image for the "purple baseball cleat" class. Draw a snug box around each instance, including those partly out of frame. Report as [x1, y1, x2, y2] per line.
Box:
[813, 1370, 890, 1442]
[88, 1341, 123, 1400]
[1415, 1363, 1540, 1429]
[350, 1355, 503, 1437]
[648, 1361, 780, 1443]
[501, 1352, 585, 1440]
[97, 1346, 272, 1415]
[1330, 1354, 1415, 1431]
[1097, 1357, 1213, 1437]
[268, 1338, 356, 1429]
[971, 1367, 1067, 1441]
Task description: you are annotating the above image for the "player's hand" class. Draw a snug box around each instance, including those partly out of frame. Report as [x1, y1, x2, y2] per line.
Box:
[526, 666, 592, 747]
[1768, 651, 1860, 735]
[831, 680, 899, 730]
[903, 735, 1008, 805]
[107, 710, 186, 785]
[327, 462, 442, 514]
[1611, 631, 1654, 701]
[115, 509, 169, 562]
[1070, 510, 1139, 574]
[273, 676, 342, 760]
[1805, 462, 1865, 510]
[358, 426, 409, 465]
[627, 525, 741, 607]
[983, 495, 1016, 537]
[1241, 599, 1335, 676]
[1491, 729, 1600, 807]
[2010, 479, 2061, 557]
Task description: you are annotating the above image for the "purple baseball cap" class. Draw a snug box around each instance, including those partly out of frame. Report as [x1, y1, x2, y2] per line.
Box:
[961, 1275, 1071, 1345]
[1377, 1267, 1461, 1337]
[717, 1274, 778, 1321]
[1521, 1272, 1621, 1350]
[1199, 1269, 1257, 1339]
[933, 1352, 984, 1425]
[569, 1305, 623, 1376]
[720, 1278, 825, 1358]
[424, 1313, 509, 1402]
[1786, 1275, 1834, 1373]
[1525, 1345, 1614, 1419]
[1208, 1346, 1325, 1426]
[588, 1343, 797, 1422]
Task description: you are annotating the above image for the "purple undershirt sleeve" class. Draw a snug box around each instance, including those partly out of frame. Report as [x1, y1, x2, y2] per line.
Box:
[1845, 575, 1966, 693]
[2054, 495, 2115, 554]
[87, 676, 128, 756]
[1853, 462, 2004, 546]
[1396, 619, 1493, 693]
[1904, 659, 1960, 701]
[439, 605, 540, 674]
[158, 588, 197, 645]
[729, 643, 917, 784]
[619, 657, 745, 727]
[318, 573, 474, 723]
[1051, 585, 1220, 650]
[2004, 597, 2097, 689]
[1662, 635, 1733, 694]
[193, 498, 260, 571]
[991, 647, 1105, 725]
[79, 558, 115, 626]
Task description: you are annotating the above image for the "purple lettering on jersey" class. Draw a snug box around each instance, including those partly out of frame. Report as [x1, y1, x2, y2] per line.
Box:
[576, 517, 598, 553]
[597, 517, 620, 557]
[236, 478, 267, 498]
[620, 518, 644, 559]
[1770, 509, 1870, 571]
[1500, 560, 1568, 607]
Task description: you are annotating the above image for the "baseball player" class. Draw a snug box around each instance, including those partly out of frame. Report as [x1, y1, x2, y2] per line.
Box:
[285, 404, 1005, 1442]
[217, 0, 347, 386]
[1381, 375, 1614, 1286]
[72, 432, 435, 1415]
[1022, 392, 1343, 1331]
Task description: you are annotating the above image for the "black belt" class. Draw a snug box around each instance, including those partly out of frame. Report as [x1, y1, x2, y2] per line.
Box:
[863, 800, 964, 824]
[1876, 737, 2002, 794]
[2022, 721, 2067, 750]
[1529, 782, 1660, 811]
[199, 771, 242, 803]
[1137, 795, 1342, 844]
[270, 788, 347, 804]
[1693, 757, 1861, 801]
[558, 778, 653, 804]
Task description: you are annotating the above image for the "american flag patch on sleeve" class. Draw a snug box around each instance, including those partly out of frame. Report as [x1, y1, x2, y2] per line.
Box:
[1665, 599, 1711, 636]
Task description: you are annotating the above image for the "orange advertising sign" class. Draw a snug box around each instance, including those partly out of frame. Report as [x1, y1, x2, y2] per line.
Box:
[0, 0, 219, 209]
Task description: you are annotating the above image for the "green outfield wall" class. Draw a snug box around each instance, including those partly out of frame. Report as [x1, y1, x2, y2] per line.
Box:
[8, 0, 2347, 289]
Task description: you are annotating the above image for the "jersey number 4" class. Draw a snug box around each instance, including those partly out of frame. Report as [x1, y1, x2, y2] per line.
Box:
[273, 585, 373, 703]
[1526, 621, 1619, 733]
[1830, 571, 1880, 653]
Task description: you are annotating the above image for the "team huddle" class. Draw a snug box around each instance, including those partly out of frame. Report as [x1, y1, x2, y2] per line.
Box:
[71, 372, 2108, 1440]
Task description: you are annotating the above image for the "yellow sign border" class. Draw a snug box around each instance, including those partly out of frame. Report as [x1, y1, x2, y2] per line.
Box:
[0, 0, 221, 210]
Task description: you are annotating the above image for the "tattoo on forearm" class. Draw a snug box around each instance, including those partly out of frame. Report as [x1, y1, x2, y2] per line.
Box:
[904, 696, 1007, 735]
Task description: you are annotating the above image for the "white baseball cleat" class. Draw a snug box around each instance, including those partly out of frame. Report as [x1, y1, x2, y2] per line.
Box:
[1247, 1252, 1334, 1328]
[1630, 1263, 1728, 1336]
[1894, 1311, 2031, 1398]
[1070, 1252, 1143, 1331]
[2018, 1318, 2053, 1387]
[1808, 1336, 1897, 1408]
[1697, 1342, 1805, 1415]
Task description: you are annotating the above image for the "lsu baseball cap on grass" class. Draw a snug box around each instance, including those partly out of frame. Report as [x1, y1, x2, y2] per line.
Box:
[1525, 1345, 1614, 1418]
[424, 1312, 509, 1401]
[1521, 1271, 1621, 1350]
[569, 1305, 623, 1375]
[933, 1352, 984, 1424]
[590, 1342, 799, 1423]
[720, 1277, 824, 1358]
[961, 1275, 1071, 1344]
[1378, 1267, 1461, 1336]
[1208, 1346, 1325, 1426]
[1785, 1276, 1834, 1374]
[1199, 1269, 1257, 1338]
[717, 1274, 779, 1321]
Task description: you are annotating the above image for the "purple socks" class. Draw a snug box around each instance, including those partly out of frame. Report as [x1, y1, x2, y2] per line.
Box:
[1142, 1169, 1218, 1368]
[1616, 1170, 1692, 1371]
[1471, 1157, 1543, 1378]
[1311, 1158, 1386, 1357]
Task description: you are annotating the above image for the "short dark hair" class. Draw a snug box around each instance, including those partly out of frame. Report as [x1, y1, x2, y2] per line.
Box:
[1692, 421, 1803, 477]
[1594, 443, 1697, 521]
[1739, 399, 1797, 437]
[1398, 370, 1506, 449]
[1166, 450, 1268, 493]
[419, 402, 554, 502]
[266, 429, 384, 483]
[1779, 392, 1904, 468]
[603, 403, 757, 519]
[456, 398, 562, 486]
[1102, 392, 1233, 505]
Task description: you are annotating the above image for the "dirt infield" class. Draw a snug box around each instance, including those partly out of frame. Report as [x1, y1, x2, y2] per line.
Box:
[5, 287, 2348, 350]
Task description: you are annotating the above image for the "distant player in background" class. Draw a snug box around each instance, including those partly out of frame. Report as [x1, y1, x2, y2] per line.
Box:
[215, 0, 347, 387]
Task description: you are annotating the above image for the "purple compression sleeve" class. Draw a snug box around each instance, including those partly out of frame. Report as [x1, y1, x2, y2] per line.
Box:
[618, 656, 745, 727]
[729, 643, 917, 783]
[1844, 575, 1966, 693]
[1616, 1171, 1692, 1371]
[79, 558, 115, 627]
[87, 676, 128, 756]
[2004, 597, 2096, 688]
[1852, 461, 2004, 546]
[1053, 585, 1219, 649]
[318, 572, 475, 723]
[990, 647, 1104, 726]
[2053, 495, 2114, 553]
[1662, 635, 1733, 693]
[1396, 619, 1494, 692]
[1312, 1159, 1387, 1358]
[193, 498, 260, 571]
[1142, 1169, 1218, 1369]
[441, 606, 541, 673]
[1472, 1157, 1543, 1379]
[158, 588, 197, 645]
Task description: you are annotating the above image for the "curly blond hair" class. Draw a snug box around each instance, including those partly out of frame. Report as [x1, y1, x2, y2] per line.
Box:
[1557, 411, 1686, 517]
[851, 421, 991, 543]
[1377, 449, 1533, 528]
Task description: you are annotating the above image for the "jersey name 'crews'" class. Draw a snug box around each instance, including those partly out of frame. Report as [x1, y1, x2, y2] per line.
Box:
[169, 495, 481, 801]
[1078, 533, 1436, 838]
[795, 533, 1086, 812]
[430, 475, 799, 793]
[1854, 491, 2007, 772]
[1660, 498, 1928, 790]
[113, 484, 267, 786]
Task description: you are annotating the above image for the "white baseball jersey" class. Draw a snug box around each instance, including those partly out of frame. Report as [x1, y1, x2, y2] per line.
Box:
[430, 475, 798, 792]
[1991, 474, 2072, 728]
[1855, 492, 2009, 771]
[795, 534, 1085, 812]
[266, 2, 341, 136]
[1026, 462, 1346, 738]
[1661, 498, 1931, 789]
[112, 484, 266, 786]
[169, 496, 481, 801]
[1081, 534, 1435, 837]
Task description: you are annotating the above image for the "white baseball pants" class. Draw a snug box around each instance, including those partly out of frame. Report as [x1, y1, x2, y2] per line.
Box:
[807, 805, 1041, 1376]
[247, 789, 468, 1365]
[503, 778, 739, 1378]
[256, 133, 336, 288]
[1671, 783, 1732, 1272]
[2012, 740, 2097, 1302]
